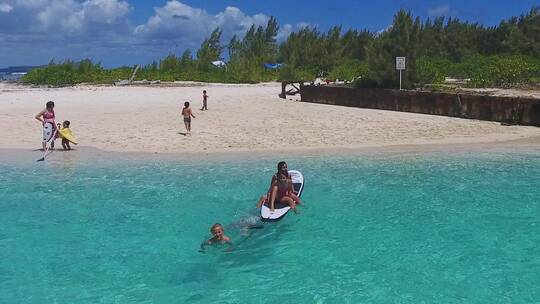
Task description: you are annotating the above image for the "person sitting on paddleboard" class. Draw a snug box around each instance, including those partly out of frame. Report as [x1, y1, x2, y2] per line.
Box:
[200, 223, 233, 252]
[255, 163, 285, 208]
[267, 161, 302, 213]
[35, 101, 57, 152]
[257, 161, 303, 209]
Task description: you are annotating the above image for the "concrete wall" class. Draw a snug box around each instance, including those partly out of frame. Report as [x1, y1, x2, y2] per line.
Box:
[300, 85, 540, 126]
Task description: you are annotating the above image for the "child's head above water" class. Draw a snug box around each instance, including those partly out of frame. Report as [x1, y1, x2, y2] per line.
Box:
[210, 223, 225, 240]
[63, 120, 70, 128]
[200, 222, 232, 251]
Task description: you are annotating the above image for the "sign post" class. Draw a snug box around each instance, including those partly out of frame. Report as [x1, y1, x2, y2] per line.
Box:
[396, 57, 406, 90]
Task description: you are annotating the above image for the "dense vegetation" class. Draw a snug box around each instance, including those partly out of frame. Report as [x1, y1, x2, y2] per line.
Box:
[23, 7, 540, 89]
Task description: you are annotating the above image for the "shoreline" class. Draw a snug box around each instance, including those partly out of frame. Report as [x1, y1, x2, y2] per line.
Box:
[2, 134, 539, 165]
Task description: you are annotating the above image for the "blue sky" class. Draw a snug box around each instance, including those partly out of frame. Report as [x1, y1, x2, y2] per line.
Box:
[0, 0, 537, 68]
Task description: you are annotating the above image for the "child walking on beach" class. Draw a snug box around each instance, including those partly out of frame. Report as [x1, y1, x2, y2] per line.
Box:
[201, 90, 208, 111]
[60, 120, 74, 150]
[181, 101, 195, 135]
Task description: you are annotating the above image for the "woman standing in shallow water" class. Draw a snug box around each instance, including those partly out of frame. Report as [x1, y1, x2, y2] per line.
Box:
[35, 101, 57, 151]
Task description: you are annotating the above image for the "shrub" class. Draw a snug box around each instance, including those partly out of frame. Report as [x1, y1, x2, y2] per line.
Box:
[415, 57, 453, 85]
[328, 59, 369, 81]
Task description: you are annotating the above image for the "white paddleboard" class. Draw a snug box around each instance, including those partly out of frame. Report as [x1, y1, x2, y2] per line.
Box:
[260, 170, 304, 222]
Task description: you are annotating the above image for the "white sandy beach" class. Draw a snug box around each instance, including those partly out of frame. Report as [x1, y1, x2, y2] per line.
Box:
[1, 82, 539, 154]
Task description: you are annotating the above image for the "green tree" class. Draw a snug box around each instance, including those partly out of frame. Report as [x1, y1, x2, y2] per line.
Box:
[196, 28, 223, 70]
[367, 9, 421, 88]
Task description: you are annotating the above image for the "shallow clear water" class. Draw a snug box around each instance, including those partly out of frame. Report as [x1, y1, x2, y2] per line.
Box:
[1, 151, 539, 303]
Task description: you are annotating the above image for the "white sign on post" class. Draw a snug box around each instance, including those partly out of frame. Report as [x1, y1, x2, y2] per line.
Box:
[396, 57, 406, 70]
[396, 57, 406, 90]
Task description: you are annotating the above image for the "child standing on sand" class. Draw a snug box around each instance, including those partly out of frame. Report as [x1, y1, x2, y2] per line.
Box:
[60, 120, 74, 150]
[201, 90, 208, 111]
[181, 101, 195, 135]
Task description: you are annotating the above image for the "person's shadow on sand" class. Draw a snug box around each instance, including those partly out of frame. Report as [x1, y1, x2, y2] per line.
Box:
[177, 132, 188, 136]
[32, 148, 76, 152]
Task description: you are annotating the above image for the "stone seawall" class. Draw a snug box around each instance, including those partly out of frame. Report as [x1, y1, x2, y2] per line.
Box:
[300, 85, 540, 126]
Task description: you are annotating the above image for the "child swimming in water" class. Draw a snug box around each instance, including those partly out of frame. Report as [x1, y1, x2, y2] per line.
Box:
[200, 223, 233, 252]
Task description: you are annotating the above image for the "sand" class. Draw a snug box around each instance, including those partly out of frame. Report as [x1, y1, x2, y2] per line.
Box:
[1, 82, 539, 154]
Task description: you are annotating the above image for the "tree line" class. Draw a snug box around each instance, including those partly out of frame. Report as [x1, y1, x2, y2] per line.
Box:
[23, 7, 540, 88]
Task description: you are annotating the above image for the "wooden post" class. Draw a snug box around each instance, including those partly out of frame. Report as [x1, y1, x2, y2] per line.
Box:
[279, 82, 287, 98]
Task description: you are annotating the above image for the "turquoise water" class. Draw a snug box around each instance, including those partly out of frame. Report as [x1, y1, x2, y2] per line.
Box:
[1, 151, 539, 303]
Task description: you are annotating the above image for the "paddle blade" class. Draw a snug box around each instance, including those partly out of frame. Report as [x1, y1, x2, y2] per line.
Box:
[37, 157, 45, 162]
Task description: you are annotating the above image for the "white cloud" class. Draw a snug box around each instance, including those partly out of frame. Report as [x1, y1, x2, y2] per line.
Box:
[428, 4, 451, 18]
[0, 2, 13, 12]
[36, 0, 130, 32]
[81, 0, 130, 24]
[276, 23, 293, 41]
[275, 22, 312, 42]
[216, 7, 269, 40]
[134, 1, 274, 47]
[15, 0, 48, 9]
[36, 0, 82, 31]
[134, 0, 213, 44]
[0, 0, 309, 66]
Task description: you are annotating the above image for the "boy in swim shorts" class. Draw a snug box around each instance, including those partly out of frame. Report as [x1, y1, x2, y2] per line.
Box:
[181, 101, 195, 136]
[200, 90, 208, 111]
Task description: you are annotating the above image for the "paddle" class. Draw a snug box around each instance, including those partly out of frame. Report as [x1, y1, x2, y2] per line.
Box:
[37, 126, 57, 162]
[37, 147, 51, 161]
